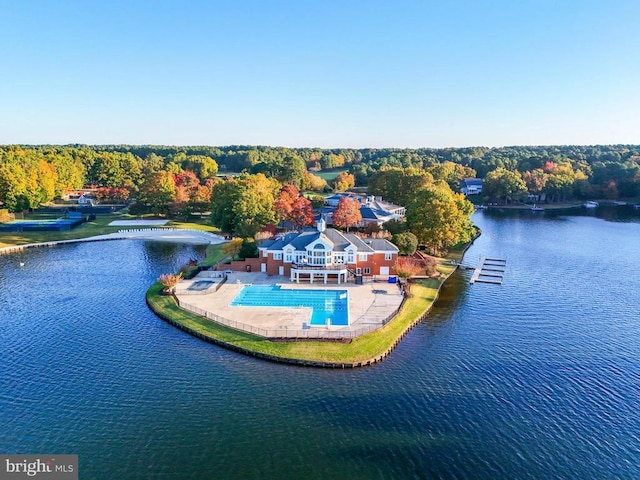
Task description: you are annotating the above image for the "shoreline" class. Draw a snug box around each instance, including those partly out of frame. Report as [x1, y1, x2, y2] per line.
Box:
[146, 239, 475, 368]
[0, 228, 224, 255]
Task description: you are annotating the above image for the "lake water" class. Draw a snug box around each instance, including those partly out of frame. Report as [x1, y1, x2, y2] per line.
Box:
[1, 208, 639, 479]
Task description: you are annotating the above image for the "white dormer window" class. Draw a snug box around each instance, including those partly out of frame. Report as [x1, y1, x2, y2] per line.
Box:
[285, 252, 292, 262]
[347, 252, 355, 263]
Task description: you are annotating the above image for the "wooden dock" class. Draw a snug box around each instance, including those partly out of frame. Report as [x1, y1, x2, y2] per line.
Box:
[470, 257, 506, 284]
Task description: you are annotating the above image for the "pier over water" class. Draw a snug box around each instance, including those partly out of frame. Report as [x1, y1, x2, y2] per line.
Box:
[470, 257, 506, 284]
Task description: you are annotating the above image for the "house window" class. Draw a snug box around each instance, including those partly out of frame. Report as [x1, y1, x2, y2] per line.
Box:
[347, 252, 355, 263]
[358, 253, 367, 262]
[285, 253, 292, 262]
[273, 252, 282, 260]
[356, 268, 362, 274]
[363, 267, 371, 275]
[385, 252, 392, 260]
[310, 244, 330, 265]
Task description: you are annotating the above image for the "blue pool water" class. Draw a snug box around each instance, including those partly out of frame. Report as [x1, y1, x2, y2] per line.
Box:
[231, 285, 349, 326]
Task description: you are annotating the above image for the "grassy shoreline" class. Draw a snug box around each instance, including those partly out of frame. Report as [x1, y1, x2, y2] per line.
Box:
[146, 244, 464, 367]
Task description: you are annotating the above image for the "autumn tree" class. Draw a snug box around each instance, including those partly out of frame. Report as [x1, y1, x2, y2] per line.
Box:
[543, 163, 580, 202]
[137, 170, 177, 215]
[333, 172, 355, 192]
[181, 155, 218, 180]
[0, 162, 29, 212]
[522, 169, 547, 196]
[302, 171, 329, 192]
[158, 273, 183, 294]
[275, 184, 315, 229]
[368, 167, 434, 207]
[406, 181, 475, 255]
[221, 238, 243, 260]
[332, 197, 362, 232]
[210, 173, 280, 236]
[483, 167, 527, 204]
[289, 196, 315, 229]
[426, 161, 476, 191]
[393, 257, 424, 280]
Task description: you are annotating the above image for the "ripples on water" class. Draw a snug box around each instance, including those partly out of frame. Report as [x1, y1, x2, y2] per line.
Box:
[1, 212, 639, 479]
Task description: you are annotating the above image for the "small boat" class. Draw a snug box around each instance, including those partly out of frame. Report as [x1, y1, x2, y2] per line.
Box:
[613, 201, 627, 206]
[531, 204, 544, 212]
[474, 204, 488, 210]
[584, 201, 599, 209]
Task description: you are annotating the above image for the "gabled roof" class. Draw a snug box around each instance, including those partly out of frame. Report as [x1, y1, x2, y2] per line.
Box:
[364, 238, 399, 252]
[461, 178, 483, 186]
[359, 206, 397, 222]
[342, 233, 374, 252]
[261, 227, 397, 254]
[320, 228, 353, 251]
[367, 198, 403, 212]
[260, 232, 300, 250]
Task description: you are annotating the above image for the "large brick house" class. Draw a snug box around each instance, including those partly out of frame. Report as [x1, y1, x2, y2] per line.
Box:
[256, 219, 399, 284]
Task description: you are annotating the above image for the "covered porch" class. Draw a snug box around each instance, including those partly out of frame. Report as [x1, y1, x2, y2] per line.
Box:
[290, 264, 350, 284]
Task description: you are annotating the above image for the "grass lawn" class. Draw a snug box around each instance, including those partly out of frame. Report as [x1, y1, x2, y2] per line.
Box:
[0, 212, 221, 249]
[198, 242, 228, 268]
[165, 220, 220, 233]
[315, 168, 349, 182]
[147, 252, 457, 365]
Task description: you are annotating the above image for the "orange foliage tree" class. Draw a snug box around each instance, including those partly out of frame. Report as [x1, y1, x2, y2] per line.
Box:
[332, 197, 362, 232]
[275, 184, 315, 229]
[158, 273, 183, 293]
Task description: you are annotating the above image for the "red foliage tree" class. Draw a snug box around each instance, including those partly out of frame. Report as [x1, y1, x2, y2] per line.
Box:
[393, 256, 424, 280]
[173, 171, 200, 189]
[289, 196, 315, 229]
[332, 197, 362, 232]
[274, 184, 300, 219]
[274, 184, 315, 229]
[94, 186, 130, 202]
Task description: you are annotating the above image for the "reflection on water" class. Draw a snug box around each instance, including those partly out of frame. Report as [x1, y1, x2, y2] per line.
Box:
[1, 216, 639, 479]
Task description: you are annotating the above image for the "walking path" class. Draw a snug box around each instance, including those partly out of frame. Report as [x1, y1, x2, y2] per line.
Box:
[0, 228, 225, 255]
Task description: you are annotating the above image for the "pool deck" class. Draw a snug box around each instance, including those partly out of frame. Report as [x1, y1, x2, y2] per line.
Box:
[174, 271, 404, 336]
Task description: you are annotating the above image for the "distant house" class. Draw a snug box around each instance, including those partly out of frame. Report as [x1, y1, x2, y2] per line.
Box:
[460, 178, 483, 195]
[251, 219, 399, 284]
[324, 193, 353, 207]
[322, 194, 405, 228]
[77, 194, 95, 206]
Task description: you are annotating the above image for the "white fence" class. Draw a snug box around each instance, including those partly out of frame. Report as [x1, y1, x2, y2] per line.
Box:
[175, 296, 403, 340]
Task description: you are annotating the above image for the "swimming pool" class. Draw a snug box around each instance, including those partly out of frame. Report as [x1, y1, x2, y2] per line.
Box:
[231, 285, 349, 326]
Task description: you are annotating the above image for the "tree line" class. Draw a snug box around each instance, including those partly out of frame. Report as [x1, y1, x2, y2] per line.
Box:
[3, 143, 639, 254]
[3, 144, 638, 213]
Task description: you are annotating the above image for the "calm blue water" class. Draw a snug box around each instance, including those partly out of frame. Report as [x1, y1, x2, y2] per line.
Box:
[231, 284, 348, 326]
[1, 207, 639, 479]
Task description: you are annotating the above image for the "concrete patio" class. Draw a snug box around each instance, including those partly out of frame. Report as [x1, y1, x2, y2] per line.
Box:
[174, 271, 404, 338]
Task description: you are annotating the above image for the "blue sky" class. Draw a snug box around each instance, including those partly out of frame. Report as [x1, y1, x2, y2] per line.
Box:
[1, 0, 638, 148]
